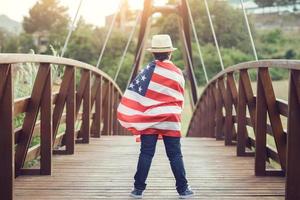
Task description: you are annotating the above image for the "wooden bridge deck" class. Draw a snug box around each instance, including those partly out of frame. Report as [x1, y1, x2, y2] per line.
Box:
[15, 136, 285, 199]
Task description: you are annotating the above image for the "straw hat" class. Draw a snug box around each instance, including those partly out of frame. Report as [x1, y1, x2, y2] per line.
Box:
[146, 34, 177, 53]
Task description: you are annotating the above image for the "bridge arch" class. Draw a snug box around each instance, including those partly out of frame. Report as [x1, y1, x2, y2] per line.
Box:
[187, 59, 300, 199]
[0, 54, 129, 199]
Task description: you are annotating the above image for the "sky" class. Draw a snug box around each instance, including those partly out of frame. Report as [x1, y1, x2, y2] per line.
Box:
[0, 0, 168, 27]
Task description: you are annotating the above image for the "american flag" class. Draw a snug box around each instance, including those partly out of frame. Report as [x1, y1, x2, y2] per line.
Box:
[117, 60, 185, 137]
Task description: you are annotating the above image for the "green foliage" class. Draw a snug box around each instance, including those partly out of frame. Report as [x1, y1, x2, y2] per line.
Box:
[23, 0, 69, 34]
[1, 0, 299, 88]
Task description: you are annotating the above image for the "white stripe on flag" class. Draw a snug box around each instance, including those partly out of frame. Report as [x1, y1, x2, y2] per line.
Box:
[154, 66, 185, 88]
[117, 103, 182, 116]
[124, 90, 162, 106]
[148, 81, 184, 101]
[118, 120, 181, 131]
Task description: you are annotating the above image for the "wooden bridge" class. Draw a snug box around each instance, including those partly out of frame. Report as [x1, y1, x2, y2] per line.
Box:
[1, 1, 300, 199]
[0, 55, 299, 200]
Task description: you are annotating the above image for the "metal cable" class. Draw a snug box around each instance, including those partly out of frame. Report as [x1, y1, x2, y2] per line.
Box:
[126, 18, 151, 88]
[61, 0, 83, 57]
[203, 0, 224, 70]
[240, 0, 258, 61]
[114, 12, 141, 82]
[185, 0, 209, 83]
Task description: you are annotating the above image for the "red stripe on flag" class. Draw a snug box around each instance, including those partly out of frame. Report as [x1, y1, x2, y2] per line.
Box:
[117, 112, 181, 123]
[156, 61, 182, 75]
[120, 98, 183, 112]
[145, 89, 180, 103]
[127, 127, 181, 137]
[151, 73, 184, 94]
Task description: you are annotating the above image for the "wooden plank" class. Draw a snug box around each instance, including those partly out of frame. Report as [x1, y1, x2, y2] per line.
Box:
[237, 70, 247, 156]
[0, 64, 14, 200]
[240, 70, 256, 130]
[81, 70, 91, 143]
[113, 89, 119, 135]
[102, 82, 111, 135]
[15, 63, 51, 175]
[91, 76, 102, 137]
[286, 70, 300, 200]
[213, 82, 224, 140]
[14, 136, 285, 199]
[225, 74, 234, 145]
[255, 68, 267, 176]
[52, 67, 75, 140]
[259, 68, 286, 171]
[40, 66, 52, 175]
[110, 83, 115, 135]
[64, 67, 75, 154]
[76, 70, 90, 139]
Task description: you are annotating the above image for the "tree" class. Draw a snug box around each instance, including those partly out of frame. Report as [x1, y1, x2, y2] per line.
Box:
[23, 0, 69, 53]
[23, 0, 69, 33]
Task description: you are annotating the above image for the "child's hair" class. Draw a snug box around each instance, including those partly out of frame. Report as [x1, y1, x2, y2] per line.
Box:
[153, 52, 171, 61]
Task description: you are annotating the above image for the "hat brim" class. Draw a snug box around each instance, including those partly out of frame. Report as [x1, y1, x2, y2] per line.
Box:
[146, 47, 177, 53]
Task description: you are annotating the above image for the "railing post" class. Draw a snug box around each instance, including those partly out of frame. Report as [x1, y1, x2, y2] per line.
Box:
[286, 70, 300, 199]
[52, 66, 75, 154]
[209, 86, 216, 137]
[0, 64, 14, 200]
[225, 75, 234, 145]
[255, 68, 267, 176]
[110, 85, 115, 135]
[102, 82, 111, 135]
[65, 67, 75, 154]
[15, 63, 51, 175]
[113, 89, 118, 135]
[40, 63, 53, 175]
[214, 81, 223, 140]
[82, 70, 91, 143]
[91, 76, 102, 137]
[237, 70, 247, 156]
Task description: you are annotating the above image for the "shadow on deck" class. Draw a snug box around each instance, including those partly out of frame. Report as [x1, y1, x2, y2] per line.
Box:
[14, 136, 285, 199]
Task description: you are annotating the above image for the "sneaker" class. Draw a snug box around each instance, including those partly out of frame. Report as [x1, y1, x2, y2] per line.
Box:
[130, 188, 144, 199]
[179, 186, 194, 199]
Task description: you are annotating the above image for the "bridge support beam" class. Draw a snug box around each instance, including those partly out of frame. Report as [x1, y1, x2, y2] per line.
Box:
[130, 0, 198, 106]
[286, 70, 300, 200]
[0, 64, 14, 200]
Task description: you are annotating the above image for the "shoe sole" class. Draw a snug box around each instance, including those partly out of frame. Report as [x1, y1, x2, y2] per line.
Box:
[179, 194, 194, 199]
[130, 193, 143, 199]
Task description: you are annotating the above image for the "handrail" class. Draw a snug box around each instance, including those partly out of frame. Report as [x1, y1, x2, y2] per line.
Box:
[0, 53, 123, 94]
[186, 59, 300, 199]
[0, 53, 130, 200]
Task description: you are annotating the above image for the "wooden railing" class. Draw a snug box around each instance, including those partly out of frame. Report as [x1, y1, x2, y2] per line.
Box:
[0, 54, 130, 200]
[187, 60, 300, 200]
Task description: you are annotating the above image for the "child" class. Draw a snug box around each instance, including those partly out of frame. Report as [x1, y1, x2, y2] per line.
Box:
[117, 34, 194, 199]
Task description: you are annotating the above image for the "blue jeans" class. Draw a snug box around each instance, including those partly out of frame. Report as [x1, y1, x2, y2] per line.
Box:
[134, 134, 188, 193]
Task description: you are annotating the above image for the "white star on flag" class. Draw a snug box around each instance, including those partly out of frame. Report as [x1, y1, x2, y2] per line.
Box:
[135, 79, 140, 85]
[138, 86, 142, 93]
[146, 65, 150, 69]
[141, 75, 146, 81]
[129, 83, 134, 89]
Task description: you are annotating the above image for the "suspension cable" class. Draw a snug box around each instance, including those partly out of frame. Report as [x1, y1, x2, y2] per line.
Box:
[240, 0, 258, 61]
[186, 0, 209, 83]
[203, 0, 224, 70]
[126, 19, 150, 88]
[114, 12, 141, 82]
[61, 0, 83, 57]
[96, 0, 122, 68]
